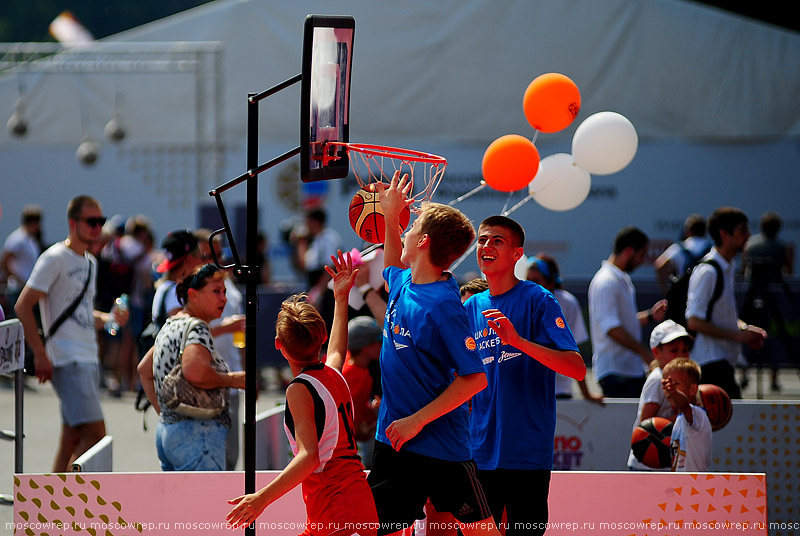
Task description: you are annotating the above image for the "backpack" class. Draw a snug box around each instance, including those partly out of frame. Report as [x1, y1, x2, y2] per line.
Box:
[664, 258, 723, 331]
[678, 240, 712, 274]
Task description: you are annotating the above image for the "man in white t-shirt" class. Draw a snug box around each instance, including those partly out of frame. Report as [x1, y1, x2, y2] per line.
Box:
[686, 207, 766, 399]
[15, 196, 126, 472]
[1, 205, 43, 314]
[588, 227, 667, 398]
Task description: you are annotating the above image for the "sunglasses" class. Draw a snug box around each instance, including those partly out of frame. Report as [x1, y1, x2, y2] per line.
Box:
[78, 217, 107, 228]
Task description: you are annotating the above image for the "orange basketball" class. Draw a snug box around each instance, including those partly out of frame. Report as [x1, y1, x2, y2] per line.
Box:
[348, 189, 411, 244]
[696, 384, 733, 431]
[631, 416, 673, 469]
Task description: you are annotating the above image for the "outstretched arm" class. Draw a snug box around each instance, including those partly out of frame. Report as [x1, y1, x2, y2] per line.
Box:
[324, 250, 358, 372]
[577, 379, 605, 405]
[607, 326, 654, 367]
[483, 309, 586, 380]
[377, 171, 412, 271]
[662, 377, 693, 425]
[687, 316, 766, 350]
[226, 383, 320, 528]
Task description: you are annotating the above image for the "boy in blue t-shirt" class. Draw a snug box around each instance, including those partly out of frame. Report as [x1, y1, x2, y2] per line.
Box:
[463, 215, 586, 536]
[367, 173, 500, 536]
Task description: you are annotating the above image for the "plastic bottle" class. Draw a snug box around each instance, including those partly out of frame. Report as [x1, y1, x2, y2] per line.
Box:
[105, 294, 129, 336]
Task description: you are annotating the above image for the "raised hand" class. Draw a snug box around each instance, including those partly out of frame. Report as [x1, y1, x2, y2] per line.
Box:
[482, 309, 520, 347]
[377, 170, 413, 221]
[325, 250, 359, 302]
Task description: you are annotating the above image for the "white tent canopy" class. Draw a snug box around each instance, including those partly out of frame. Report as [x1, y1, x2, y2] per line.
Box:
[1, 0, 799, 279]
[4, 0, 799, 147]
[85, 0, 800, 141]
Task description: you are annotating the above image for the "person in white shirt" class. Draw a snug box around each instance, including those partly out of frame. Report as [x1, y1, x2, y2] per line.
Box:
[627, 320, 690, 470]
[527, 253, 603, 404]
[686, 207, 766, 399]
[588, 226, 667, 398]
[1, 205, 43, 314]
[295, 208, 342, 331]
[661, 358, 712, 472]
[15, 196, 126, 472]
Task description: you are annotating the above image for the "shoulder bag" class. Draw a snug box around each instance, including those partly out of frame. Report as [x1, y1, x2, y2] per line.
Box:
[160, 318, 227, 420]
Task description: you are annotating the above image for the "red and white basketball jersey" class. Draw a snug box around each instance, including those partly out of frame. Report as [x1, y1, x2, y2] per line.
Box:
[285, 363, 377, 536]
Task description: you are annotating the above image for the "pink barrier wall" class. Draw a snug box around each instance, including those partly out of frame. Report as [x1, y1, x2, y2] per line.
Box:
[13, 471, 767, 536]
[546, 472, 766, 536]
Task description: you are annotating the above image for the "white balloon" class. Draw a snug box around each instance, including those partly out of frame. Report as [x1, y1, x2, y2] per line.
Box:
[529, 153, 591, 211]
[571, 111, 638, 175]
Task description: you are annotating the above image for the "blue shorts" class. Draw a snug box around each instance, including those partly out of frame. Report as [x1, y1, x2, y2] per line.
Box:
[155, 419, 227, 471]
[50, 361, 104, 427]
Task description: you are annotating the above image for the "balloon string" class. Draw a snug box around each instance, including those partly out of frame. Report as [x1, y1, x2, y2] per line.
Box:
[447, 182, 486, 206]
[531, 131, 540, 145]
[502, 194, 533, 216]
[500, 191, 515, 214]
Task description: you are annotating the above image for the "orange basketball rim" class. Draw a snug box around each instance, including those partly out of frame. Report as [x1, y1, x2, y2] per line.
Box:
[327, 142, 447, 209]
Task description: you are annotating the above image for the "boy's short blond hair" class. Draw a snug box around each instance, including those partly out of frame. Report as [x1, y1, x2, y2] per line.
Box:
[417, 202, 475, 269]
[662, 357, 701, 385]
[275, 293, 327, 362]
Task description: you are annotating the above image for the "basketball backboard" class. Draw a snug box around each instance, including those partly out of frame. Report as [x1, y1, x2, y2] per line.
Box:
[300, 15, 355, 183]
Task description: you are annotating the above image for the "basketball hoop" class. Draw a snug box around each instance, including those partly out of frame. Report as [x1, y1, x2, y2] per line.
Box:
[327, 142, 447, 208]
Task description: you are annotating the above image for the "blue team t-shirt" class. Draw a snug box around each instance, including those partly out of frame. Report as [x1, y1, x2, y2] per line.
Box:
[464, 280, 578, 470]
[375, 266, 484, 461]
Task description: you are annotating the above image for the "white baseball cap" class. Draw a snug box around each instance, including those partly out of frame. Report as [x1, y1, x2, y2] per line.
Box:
[649, 319, 691, 350]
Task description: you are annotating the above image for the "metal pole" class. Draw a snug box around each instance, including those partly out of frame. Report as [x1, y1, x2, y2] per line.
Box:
[15, 368, 23, 473]
[207, 74, 302, 534]
[245, 92, 258, 536]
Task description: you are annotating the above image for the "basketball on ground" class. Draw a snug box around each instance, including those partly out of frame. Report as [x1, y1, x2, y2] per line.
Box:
[348, 188, 411, 244]
[631, 416, 673, 469]
[696, 383, 733, 431]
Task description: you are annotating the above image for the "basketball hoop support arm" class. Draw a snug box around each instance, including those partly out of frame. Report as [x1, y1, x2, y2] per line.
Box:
[208, 73, 300, 533]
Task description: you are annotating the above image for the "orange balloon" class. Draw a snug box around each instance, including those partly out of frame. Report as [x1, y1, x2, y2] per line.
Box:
[481, 135, 540, 192]
[523, 73, 581, 133]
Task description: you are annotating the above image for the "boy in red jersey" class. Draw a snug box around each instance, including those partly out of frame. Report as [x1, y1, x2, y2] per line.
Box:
[226, 251, 378, 536]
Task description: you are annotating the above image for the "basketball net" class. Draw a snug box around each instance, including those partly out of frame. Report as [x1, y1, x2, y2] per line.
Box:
[328, 142, 447, 210]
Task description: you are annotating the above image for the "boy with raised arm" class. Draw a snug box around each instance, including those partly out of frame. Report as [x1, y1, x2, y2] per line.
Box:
[662, 357, 712, 472]
[463, 215, 586, 536]
[226, 251, 378, 536]
[368, 173, 500, 536]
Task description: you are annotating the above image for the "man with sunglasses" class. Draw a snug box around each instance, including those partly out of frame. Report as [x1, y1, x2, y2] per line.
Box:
[15, 195, 126, 472]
